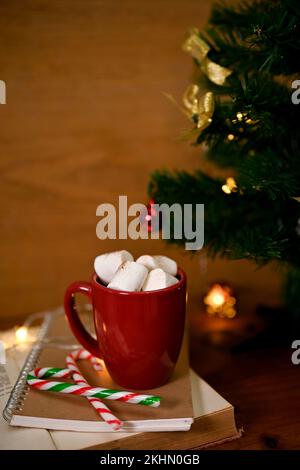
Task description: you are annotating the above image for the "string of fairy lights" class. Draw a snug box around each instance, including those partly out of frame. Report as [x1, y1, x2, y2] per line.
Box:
[0, 307, 93, 353]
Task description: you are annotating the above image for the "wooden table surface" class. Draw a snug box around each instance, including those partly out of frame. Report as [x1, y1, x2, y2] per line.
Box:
[189, 306, 300, 450]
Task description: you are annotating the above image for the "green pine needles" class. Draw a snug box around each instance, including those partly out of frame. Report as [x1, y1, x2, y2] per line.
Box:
[149, 0, 300, 270]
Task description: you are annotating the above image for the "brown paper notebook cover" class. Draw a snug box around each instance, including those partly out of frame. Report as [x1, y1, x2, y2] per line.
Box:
[10, 313, 194, 432]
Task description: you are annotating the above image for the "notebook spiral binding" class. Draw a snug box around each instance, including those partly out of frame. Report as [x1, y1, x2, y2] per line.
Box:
[3, 308, 60, 423]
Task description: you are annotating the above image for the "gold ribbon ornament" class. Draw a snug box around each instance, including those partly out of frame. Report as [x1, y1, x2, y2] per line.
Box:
[164, 84, 215, 133]
[182, 84, 215, 132]
[182, 29, 232, 86]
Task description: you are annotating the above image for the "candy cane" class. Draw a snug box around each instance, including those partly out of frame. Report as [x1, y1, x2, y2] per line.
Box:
[66, 350, 122, 431]
[27, 367, 160, 407]
[27, 373, 160, 406]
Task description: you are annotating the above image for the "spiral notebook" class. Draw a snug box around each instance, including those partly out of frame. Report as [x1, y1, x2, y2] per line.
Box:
[4, 310, 194, 432]
[2, 309, 240, 449]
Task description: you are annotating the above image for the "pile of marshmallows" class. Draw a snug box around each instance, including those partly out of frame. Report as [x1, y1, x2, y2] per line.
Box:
[94, 251, 179, 292]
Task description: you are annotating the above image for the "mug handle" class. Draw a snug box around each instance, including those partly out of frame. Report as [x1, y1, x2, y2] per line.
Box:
[64, 281, 102, 358]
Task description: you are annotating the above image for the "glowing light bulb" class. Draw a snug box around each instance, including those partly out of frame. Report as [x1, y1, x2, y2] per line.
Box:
[227, 133, 235, 141]
[222, 184, 231, 194]
[227, 177, 237, 189]
[204, 283, 238, 319]
[236, 112, 243, 121]
[15, 326, 28, 344]
[211, 292, 225, 306]
[204, 285, 226, 309]
[222, 177, 237, 194]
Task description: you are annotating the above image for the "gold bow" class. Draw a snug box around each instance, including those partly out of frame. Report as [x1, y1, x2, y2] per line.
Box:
[182, 29, 232, 86]
[182, 84, 215, 132]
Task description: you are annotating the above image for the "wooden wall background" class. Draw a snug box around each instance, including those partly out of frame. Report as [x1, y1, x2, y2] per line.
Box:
[0, 0, 281, 324]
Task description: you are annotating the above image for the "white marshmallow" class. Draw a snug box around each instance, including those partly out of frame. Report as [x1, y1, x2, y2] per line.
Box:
[94, 250, 133, 285]
[154, 256, 177, 276]
[136, 254, 177, 276]
[108, 261, 148, 292]
[142, 268, 178, 292]
[136, 255, 160, 271]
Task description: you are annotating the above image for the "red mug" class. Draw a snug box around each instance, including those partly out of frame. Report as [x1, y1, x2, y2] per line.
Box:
[64, 268, 187, 389]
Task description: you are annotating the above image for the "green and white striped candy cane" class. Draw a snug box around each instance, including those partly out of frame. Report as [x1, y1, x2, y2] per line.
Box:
[27, 369, 161, 407]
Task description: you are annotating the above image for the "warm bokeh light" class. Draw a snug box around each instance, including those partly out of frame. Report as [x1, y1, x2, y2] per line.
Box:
[222, 184, 231, 194]
[204, 283, 237, 319]
[222, 177, 238, 194]
[15, 326, 28, 344]
[210, 291, 225, 307]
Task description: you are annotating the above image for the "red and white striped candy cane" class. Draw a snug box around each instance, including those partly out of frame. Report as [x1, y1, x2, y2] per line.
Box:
[27, 372, 160, 406]
[66, 349, 122, 431]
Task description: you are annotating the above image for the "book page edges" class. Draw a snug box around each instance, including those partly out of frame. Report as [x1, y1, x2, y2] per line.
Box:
[11, 415, 193, 432]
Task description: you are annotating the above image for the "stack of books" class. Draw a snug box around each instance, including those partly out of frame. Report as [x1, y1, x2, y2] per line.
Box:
[1, 311, 240, 450]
